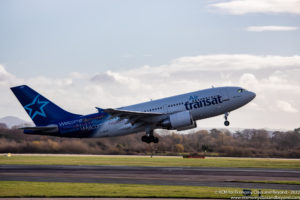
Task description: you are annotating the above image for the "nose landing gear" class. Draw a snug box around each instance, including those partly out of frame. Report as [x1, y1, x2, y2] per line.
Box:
[141, 129, 159, 143]
[224, 112, 230, 126]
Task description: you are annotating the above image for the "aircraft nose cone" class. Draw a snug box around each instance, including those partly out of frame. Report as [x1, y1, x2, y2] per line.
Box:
[249, 91, 256, 100]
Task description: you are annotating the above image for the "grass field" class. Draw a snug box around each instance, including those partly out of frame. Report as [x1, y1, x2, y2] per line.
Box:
[1, 154, 300, 169]
[0, 181, 299, 198]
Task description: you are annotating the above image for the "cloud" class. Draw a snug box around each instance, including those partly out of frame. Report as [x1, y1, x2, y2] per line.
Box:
[239, 73, 259, 89]
[164, 55, 300, 71]
[211, 0, 300, 15]
[276, 100, 298, 113]
[91, 71, 117, 84]
[0, 65, 19, 86]
[247, 26, 299, 32]
[0, 65, 10, 82]
[239, 72, 300, 114]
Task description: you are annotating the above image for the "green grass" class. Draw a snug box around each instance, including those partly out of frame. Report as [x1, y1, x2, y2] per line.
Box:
[0, 181, 299, 198]
[1, 154, 300, 169]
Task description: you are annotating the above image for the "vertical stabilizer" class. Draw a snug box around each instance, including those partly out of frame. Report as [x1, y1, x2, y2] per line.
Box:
[10, 85, 81, 126]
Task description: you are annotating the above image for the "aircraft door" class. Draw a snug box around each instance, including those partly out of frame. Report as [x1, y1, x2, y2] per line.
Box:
[219, 88, 230, 102]
[163, 104, 169, 114]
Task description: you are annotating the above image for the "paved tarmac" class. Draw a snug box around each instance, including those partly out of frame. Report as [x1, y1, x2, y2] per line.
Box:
[0, 165, 300, 190]
[0, 199, 223, 200]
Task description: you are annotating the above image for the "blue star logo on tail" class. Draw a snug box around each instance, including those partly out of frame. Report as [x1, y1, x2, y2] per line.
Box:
[24, 95, 49, 120]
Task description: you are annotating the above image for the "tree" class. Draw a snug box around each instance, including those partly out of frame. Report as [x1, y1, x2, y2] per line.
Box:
[175, 144, 184, 153]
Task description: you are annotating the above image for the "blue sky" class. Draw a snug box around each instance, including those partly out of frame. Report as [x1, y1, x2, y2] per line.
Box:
[1, 0, 299, 77]
[0, 0, 300, 130]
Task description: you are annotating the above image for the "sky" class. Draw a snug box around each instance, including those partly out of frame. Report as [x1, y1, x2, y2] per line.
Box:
[0, 0, 300, 130]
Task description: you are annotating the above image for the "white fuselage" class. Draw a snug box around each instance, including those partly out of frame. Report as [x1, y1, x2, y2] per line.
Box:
[93, 86, 256, 138]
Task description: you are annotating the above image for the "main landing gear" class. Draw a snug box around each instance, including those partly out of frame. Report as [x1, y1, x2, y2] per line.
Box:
[141, 129, 159, 143]
[224, 112, 230, 126]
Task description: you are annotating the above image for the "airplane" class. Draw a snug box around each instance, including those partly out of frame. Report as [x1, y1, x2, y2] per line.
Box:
[11, 85, 255, 143]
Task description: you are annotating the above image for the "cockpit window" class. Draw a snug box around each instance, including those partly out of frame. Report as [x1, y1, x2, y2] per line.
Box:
[238, 88, 246, 93]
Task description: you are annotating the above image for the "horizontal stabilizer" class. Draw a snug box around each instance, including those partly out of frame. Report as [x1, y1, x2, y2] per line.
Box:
[21, 126, 58, 133]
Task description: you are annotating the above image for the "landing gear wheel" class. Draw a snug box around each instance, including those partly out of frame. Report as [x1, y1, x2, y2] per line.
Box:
[224, 112, 230, 126]
[224, 120, 230, 126]
[142, 136, 148, 143]
[141, 128, 159, 143]
[149, 136, 154, 143]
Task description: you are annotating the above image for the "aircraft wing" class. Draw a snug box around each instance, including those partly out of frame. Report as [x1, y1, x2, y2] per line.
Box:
[97, 107, 164, 125]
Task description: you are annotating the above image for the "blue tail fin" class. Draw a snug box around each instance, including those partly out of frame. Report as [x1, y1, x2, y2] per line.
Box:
[11, 85, 81, 126]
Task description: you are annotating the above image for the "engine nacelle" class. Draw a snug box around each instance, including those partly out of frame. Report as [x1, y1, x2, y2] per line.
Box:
[161, 111, 196, 131]
[176, 122, 197, 131]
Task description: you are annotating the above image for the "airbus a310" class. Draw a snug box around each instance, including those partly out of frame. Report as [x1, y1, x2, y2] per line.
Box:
[11, 85, 255, 143]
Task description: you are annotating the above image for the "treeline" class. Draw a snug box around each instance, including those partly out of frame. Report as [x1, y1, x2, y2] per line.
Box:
[0, 123, 300, 158]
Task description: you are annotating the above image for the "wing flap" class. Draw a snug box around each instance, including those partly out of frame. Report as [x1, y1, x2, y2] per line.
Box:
[102, 108, 162, 117]
[96, 107, 164, 125]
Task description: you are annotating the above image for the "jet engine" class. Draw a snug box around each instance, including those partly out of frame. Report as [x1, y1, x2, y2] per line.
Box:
[161, 111, 196, 131]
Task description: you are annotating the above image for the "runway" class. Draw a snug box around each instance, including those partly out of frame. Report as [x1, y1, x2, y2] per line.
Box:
[1, 165, 300, 190]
